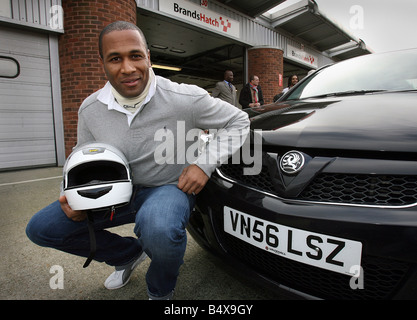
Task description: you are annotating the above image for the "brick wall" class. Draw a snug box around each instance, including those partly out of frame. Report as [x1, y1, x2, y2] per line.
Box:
[247, 47, 284, 104]
[59, 0, 137, 157]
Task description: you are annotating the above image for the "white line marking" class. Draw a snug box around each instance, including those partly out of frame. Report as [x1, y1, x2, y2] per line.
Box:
[0, 176, 61, 187]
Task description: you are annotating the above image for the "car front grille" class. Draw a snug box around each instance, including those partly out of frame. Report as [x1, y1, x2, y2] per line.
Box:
[215, 160, 416, 298]
[301, 173, 417, 206]
[221, 230, 410, 300]
[210, 211, 411, 300]
[218, 163, 417, 207]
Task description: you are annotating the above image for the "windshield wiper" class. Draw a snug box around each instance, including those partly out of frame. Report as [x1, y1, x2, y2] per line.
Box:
[308, 90, 387, 99]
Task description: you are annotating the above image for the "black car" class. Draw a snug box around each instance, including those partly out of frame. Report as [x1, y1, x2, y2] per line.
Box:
[187, 48, 417, 300]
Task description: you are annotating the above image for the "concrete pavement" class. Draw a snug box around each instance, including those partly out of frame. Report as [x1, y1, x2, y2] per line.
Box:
[0, 166, 286, 300]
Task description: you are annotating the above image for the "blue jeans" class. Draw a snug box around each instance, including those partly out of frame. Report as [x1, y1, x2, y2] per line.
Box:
[26, 184, 195, 298]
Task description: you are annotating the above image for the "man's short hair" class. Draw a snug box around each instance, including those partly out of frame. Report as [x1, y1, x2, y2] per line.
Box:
[99, 21, 148, 58]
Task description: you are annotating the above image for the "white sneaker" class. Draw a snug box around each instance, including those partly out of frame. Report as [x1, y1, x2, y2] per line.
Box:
[104, 252, 148, 290]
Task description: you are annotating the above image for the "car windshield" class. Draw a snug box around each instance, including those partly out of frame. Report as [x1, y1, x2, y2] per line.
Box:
[286, 49, 417, 100]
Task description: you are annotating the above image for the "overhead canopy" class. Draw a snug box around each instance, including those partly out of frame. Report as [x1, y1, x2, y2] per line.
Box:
[137, 10, 246, 89]
[267, 0, 372, 54]
[216, 0, 286, 17]
[327, 39, 372, 60]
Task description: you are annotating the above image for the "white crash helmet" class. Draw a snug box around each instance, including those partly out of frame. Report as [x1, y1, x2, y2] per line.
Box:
[62, 143, 133, 211]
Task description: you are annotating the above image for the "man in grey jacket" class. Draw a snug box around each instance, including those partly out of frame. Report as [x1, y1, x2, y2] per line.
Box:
[26, 21, 249, 300]
[212, 70, 239, 108]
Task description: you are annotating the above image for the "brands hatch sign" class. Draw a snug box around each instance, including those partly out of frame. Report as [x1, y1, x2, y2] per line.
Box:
[160, 0, 240, 38]
[287, 44, 318, 68]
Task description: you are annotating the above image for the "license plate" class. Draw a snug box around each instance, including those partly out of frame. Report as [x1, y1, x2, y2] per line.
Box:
[224, 206, 362, 276]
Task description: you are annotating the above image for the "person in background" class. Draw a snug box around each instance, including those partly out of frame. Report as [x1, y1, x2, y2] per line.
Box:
[212, 70, 238, 108]
[274, 74, 299, 102]
[282, 74, 299, 94]
[239, 75, 264, 108]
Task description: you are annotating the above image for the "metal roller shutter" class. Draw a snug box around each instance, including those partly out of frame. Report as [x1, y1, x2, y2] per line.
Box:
[0, 27, 56, 170]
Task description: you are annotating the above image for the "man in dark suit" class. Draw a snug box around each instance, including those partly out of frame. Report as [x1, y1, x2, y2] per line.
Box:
[212, 70, 239, 108]
[239, 75, 264, 109]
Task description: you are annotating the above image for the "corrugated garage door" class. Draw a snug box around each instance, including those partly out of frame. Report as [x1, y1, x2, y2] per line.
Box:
[0, 26, 56, 170]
